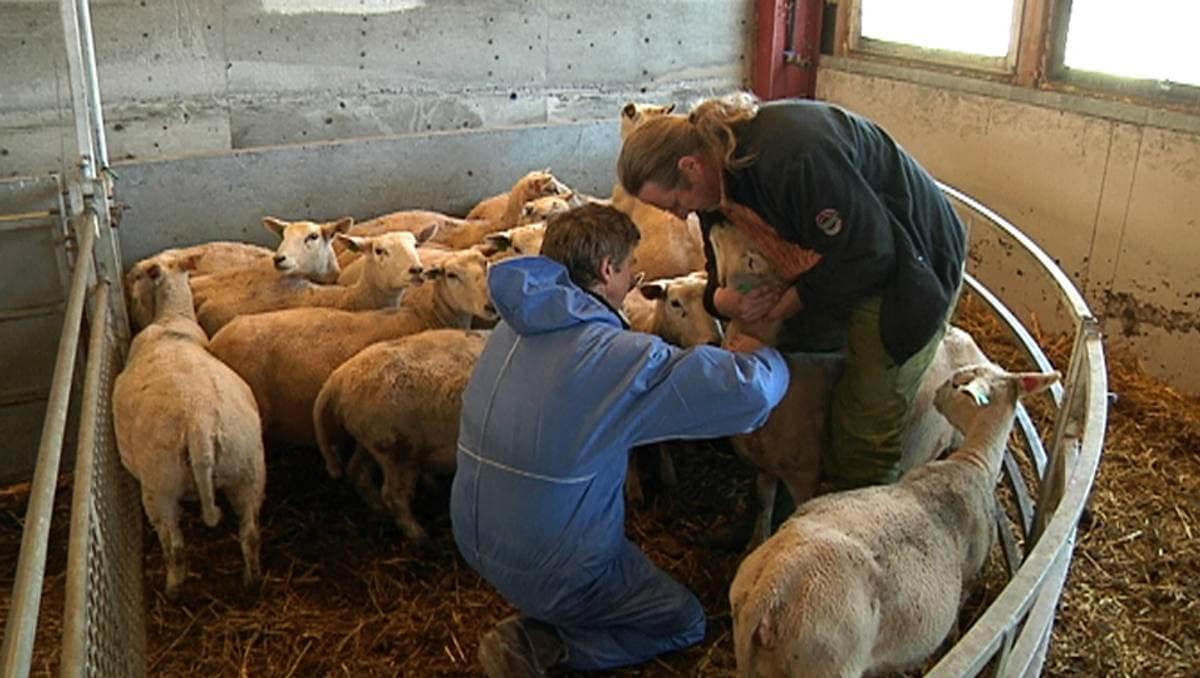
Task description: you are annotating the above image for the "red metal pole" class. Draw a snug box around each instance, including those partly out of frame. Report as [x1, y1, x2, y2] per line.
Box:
[752, 0, 824, 100]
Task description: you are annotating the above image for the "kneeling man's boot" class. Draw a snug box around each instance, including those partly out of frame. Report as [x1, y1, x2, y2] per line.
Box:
[478, 614, 565, 678]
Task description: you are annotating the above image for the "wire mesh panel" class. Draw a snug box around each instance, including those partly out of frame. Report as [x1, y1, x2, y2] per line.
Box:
[60, 283, 144, 678]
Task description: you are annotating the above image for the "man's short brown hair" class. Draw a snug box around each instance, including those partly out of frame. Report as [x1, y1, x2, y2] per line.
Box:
[541, 204, 641, 289]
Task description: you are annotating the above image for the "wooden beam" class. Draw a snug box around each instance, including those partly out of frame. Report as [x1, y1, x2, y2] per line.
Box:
[1015, 0, 1055, 87]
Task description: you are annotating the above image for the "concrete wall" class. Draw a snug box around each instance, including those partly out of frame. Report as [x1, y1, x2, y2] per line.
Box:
[1, 0, 753, 179]
[817, 63, 1200, 396]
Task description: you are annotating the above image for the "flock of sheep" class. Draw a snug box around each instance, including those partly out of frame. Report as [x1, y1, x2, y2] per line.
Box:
[110, 103, 1058, 677]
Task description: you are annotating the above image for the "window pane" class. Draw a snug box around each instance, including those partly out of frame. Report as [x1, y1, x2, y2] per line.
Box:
[860, 0, 1015, 57]
[1065, 1, 1200, 86]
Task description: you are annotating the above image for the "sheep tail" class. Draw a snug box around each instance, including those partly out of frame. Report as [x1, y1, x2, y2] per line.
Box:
[186, 423, 222, 527]
[313, 379, 349, 479]
[731, 555, 781, 676]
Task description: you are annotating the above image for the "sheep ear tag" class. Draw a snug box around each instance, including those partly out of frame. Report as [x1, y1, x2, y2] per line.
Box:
[965, 381, 990, 406]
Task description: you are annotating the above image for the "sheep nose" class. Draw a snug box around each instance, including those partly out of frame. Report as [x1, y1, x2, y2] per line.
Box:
[409, 266, 424, 275]
[273, 254, 287, 267]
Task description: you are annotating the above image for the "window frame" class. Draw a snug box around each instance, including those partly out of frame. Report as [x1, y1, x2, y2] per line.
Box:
[833, 0, 1200, 114]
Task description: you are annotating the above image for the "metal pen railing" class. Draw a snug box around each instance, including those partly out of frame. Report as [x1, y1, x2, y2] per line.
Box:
[923, 185, 1108, 677]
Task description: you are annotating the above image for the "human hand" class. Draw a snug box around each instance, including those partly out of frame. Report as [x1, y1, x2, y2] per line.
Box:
[724, 332, 766, 353]
[713, 284, 782, 323]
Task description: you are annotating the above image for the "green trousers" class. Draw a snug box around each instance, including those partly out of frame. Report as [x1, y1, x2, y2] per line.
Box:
[776, 296, 949, 490]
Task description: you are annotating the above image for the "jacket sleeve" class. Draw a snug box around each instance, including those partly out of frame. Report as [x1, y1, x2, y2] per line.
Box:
[770, 153, 895, 314]
[608, 332, 790, 446]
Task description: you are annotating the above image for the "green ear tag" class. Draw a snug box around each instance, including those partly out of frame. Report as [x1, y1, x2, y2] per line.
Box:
[736, 281, 755, 294]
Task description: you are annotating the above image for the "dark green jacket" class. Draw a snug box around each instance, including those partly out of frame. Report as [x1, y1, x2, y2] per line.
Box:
[700, 99, 966, 363]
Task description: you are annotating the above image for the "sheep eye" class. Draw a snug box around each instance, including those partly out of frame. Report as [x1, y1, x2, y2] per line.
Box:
[670, 300, 683, 309]
[305, 233, 319, 243]
[374, 248, 385, 256]
[447, 272, 460, 280]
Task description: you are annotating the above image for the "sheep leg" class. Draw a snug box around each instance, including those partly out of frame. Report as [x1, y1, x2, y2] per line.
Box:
[624, 452, 646, 505]
[749, 472, 778, 551]
[374, 445, 428, 545]
[226, 480, 263, 589]
[657, 443, 677, 492]
[144, 488, 187, 600]
[345, 445, 387, 514]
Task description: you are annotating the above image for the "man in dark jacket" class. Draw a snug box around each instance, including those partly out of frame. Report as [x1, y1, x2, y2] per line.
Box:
[619, 93, 966, 489]
[451, 204, 790, 676]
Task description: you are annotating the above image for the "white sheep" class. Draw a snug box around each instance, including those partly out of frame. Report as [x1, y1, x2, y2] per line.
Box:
[479, 221, 547, 260]
[342, 170, 571, 263]
[729, 363, 1060, 678]
[621, 271, 725, 503]
[611, 101, 706, 280]
[464, 168, 575, 223]
[708, 220, 988, 547]
[126, 217, 350, 331]
[111, 257, 265, 600]
[192, 229, 426, 335]
[313, 328, 490, 544]
[207, 248, 495, 449]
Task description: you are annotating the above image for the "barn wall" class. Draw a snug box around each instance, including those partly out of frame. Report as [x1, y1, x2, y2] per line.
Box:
[817, 61, 1200, 396]
[0, 0, 753, 179]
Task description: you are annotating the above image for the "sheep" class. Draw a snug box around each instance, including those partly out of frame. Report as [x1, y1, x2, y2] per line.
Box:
[620, 271, 725, 504]
[464, 168, 575, 222]
[126, 217, 350, 331]
[192, 229, 426, 336]
[207, 247, 495, 449]
[479, 221, 547, 260]
[341, 170, 572, 265]
[111, 256, 265, 600]
[611, 101, 706, 280]
[708, 220, 988, 547]
[729, 363, 1060, 678]
[313, 328, 490, 544]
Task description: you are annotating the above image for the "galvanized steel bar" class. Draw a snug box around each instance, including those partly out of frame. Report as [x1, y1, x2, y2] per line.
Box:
[0, 214, 97, 678]
[1000, 533, 1076, 678]
[75, 0, 109, 169]
[927, 331, 1106, 676]
[57, 0, 97, 182]
[60, 281, 110, 678]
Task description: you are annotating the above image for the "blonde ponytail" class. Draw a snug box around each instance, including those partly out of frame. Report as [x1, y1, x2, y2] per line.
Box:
[688, 92, 759, 171]
[618, 91, 760, 195]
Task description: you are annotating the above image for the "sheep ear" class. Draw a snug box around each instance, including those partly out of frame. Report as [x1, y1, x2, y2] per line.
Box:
[664, 103, 677, 114]
[622, 102, 637, 118]
[963, 379, 991, 406]
[323, 216, 354, 238]
[415, 222, 440, 245]
[262, 217, 288, 237]
[1015, 371, 1061, 397]
[337, 233, 369, 253]
[485, 233, 512, 252]
[639, 281, 666, 301]
[179, 253, 202, 272]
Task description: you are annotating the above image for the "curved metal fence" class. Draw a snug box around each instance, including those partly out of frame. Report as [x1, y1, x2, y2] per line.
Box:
[923, 184, 1108, 677]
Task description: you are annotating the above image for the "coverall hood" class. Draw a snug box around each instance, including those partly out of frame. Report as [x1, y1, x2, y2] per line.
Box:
[488, 256, 623, 336]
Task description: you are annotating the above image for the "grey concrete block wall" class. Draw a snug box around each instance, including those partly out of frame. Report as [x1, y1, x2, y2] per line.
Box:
[1, 0, 754, 178]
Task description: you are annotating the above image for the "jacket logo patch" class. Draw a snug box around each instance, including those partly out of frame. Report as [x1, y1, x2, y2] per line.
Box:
[815, 208, 843, 237]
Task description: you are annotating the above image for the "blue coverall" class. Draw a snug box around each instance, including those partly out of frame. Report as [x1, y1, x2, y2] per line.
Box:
[450, 256, 789, 670]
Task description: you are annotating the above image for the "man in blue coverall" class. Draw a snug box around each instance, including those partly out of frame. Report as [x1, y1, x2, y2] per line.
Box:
[450, 203, 790, 676]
